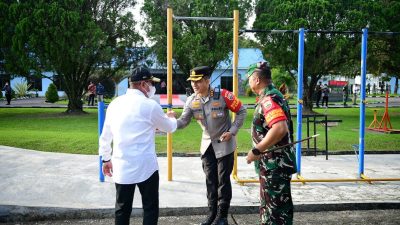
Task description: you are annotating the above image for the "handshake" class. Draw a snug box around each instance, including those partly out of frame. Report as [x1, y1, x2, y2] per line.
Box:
[166, 110, 177, 118]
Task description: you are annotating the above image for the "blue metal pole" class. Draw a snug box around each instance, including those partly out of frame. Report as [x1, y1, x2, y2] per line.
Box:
[98, 101, 105, 182]
[296, 28, 305, 175]
[358, 28, 368, 178]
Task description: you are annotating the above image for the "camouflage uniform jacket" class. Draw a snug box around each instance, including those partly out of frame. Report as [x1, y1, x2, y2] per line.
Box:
[177, 88, 247, 158]
[252, 84, 296, 177]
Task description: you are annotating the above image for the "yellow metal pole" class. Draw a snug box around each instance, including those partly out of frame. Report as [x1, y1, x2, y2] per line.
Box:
[167, 8, 173, 181]
[232, 10, 239, 179]
[235, 177, 400, 185]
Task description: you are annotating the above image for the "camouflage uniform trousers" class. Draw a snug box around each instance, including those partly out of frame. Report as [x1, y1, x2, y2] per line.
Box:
[258, 153, 294, 225]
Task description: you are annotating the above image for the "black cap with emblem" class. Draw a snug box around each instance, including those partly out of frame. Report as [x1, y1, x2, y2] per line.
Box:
[130, 67, 160, 82]
[187, 66, 211, 81]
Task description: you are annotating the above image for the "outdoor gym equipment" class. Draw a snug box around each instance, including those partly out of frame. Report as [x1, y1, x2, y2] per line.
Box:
[98, 101, 106, 182]
[233, 28, 400, 184]
[367, 91, 400, 134]
[97, 10, 400, 184]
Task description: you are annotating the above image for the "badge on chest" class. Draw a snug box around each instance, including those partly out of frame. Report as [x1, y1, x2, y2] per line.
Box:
[192, 101, 201, 108]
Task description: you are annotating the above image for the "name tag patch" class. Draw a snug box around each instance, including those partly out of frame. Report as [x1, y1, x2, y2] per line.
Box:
[212, 112, 224, 118]
[212, 101, 221, 107]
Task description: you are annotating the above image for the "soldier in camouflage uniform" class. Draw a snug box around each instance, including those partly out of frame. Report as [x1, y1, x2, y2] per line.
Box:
[245, 62, 297, 225]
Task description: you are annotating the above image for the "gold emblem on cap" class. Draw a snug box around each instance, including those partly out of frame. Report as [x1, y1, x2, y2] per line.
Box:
[191, 70, 196, 76]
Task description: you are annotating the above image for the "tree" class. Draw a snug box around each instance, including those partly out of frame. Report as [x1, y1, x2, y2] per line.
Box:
[3, 0, 144, 113]
[253, 0, 385, 113]
[0, 0, 19, 80]
[373, 1, 400, 94]
[142, 0, 252, 79]
[271, 68, 294, 92]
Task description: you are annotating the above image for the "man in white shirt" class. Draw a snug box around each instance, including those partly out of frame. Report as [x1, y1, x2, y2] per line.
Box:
[99, 67, 177, 225]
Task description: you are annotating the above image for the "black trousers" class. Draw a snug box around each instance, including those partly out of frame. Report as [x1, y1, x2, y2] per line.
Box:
[201, 145, 234, 209]
[5, 94, 11, 105]
[322, 96, 329, 107]
[316, 94, 321, 107]
[115, 171, 159, 225]
[88, 94, 95, 106]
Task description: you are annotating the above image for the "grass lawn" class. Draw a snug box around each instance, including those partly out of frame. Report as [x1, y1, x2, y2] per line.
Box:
[0, 107, 399, 155]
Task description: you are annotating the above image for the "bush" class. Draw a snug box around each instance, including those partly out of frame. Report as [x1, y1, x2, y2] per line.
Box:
[0, 90, 3, 98]
[13, 81, 31, 97]
[245, 87, 254, 97]
[45, 83, 59, 103]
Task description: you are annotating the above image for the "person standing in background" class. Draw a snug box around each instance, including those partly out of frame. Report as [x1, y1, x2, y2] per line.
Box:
[321, 84, 330, 107]
[87, 81, 96, 106]
[2, 82, 12, 105]
[343, 84, 349, 106]
[315, 82, 322, 108]
[96, 82, 105, 102]
[160, 80, 167, 94]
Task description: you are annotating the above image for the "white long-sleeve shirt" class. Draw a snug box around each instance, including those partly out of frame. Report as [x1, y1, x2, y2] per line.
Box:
[99, 89, 177, 184]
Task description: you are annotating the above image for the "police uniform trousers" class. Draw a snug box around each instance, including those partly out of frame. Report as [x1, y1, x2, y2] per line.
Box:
[201, 144, 234, 210]
[115, 171, 159, 225]
[259, 153, 293, 225]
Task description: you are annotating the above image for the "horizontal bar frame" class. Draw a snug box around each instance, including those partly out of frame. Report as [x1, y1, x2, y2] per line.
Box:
[174, 16, 233, 21]
[240, 29, 400, 35]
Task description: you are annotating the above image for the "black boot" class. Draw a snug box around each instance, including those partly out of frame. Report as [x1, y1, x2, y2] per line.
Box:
[201, 205, 217, 225]
[211, 217, 228, 225]
[211, 205, 229, 225]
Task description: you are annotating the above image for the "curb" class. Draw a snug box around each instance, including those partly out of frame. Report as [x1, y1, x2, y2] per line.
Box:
[1, 203, 400, 222]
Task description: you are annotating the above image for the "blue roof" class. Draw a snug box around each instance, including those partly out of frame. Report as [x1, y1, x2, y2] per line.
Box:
[216, 48, 265, 69]
[139, 48, 265, 71]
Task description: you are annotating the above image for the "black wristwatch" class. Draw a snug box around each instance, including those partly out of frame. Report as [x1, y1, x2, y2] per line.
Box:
[102, 159, 111, 163]
[251, 147, 261, 156]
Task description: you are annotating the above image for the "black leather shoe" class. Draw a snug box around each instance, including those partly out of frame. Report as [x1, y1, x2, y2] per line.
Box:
[200, 213, 216, 225]
[211, 217, 228, 225]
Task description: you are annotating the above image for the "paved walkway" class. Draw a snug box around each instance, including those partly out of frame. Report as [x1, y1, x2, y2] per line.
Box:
[0, 145, 399, 222]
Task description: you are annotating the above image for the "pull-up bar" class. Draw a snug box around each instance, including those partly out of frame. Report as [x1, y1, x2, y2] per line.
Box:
[240, 29, 400, 35]
[174, 16, 233, 21]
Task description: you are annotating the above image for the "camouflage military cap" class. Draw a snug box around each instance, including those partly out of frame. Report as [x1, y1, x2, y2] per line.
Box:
[246, 61, 271, 79]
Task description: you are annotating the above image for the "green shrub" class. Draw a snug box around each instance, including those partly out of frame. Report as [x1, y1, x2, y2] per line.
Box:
[245, 87, 254, 97]
[0, 90, 3, 98]
[13, 81, 31, 97]
[45, 83, 59, 103]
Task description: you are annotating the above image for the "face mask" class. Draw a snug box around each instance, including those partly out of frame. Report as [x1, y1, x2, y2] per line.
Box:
[145, 82, 156, 98]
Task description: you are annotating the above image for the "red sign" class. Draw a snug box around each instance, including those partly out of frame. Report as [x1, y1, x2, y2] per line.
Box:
[328, 80, 348, 86]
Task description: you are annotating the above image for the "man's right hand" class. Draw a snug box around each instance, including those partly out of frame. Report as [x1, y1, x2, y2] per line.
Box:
[102, 161, 113, 177]
[166, 110, 176, 118]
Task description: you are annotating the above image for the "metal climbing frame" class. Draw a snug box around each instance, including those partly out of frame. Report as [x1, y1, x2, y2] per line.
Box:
[233, 28, 400, 184]
[97, 15, 400, 183]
